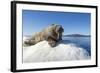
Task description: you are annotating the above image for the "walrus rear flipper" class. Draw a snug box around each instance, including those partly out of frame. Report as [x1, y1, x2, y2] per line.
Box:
[24, 39, 36, 46]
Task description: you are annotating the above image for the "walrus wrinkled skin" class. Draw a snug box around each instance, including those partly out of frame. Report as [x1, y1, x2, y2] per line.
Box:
[24, 24, 64, 47]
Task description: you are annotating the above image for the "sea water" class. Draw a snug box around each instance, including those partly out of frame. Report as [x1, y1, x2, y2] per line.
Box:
[62, 37, 91, 56]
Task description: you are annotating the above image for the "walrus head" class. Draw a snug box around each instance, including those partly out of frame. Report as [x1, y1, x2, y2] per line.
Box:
[52, 24, 64, 41]
[56, 25, 64, 41]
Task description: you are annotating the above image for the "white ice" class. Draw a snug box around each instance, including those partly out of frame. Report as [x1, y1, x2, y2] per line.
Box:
[23, 37, 90, 63]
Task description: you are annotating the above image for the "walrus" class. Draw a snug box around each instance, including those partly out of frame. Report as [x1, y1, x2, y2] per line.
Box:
[24, 24, 64, 47]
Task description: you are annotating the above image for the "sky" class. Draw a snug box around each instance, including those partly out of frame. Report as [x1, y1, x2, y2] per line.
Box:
[22, 10, 91, 36]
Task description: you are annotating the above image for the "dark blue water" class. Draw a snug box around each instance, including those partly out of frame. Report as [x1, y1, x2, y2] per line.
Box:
[62, 37, 91, 56]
